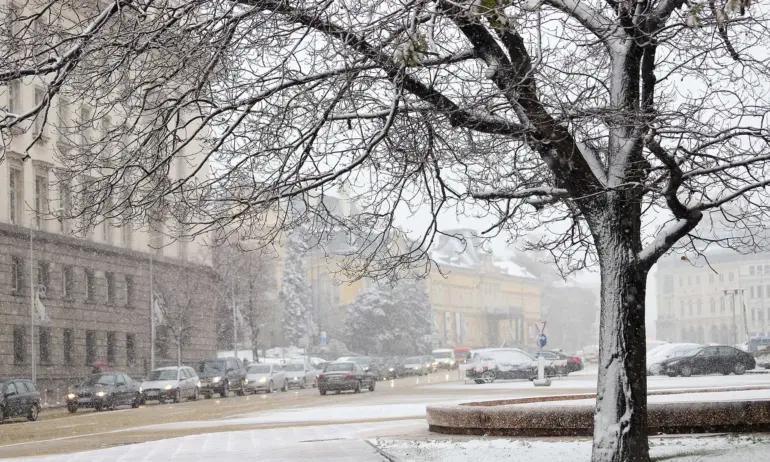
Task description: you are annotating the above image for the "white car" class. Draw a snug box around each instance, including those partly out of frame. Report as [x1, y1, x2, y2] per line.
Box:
[647, 343, 701, 375]
[431, 349, 457, 370]
[283, 363, 318, 389]
[245, 363, 287, 393]
[140, 366, 200, 403]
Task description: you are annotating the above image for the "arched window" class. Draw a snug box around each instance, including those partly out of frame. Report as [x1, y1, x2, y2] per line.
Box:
[710, 299, 715, 314]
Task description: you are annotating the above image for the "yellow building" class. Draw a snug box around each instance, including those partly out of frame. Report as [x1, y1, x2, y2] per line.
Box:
[427, 231, 542, 349]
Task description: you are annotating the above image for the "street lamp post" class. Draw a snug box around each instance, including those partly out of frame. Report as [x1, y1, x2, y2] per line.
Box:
[724, 289, 745, 346]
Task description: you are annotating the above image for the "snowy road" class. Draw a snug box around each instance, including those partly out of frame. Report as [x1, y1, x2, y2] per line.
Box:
[1, 368, 769, 460]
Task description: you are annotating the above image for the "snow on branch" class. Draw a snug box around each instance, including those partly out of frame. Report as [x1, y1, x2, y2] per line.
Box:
[473, 187, 570, 201]
[541, 0, 623, 51]
[638, 215, 701, 267]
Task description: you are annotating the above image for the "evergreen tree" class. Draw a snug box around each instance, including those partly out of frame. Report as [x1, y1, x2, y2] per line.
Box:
[392, 280, 433, 355]
[280, 234, 313, 347]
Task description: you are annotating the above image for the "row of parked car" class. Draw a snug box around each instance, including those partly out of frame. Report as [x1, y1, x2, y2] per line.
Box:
[464, 348, 584, 383]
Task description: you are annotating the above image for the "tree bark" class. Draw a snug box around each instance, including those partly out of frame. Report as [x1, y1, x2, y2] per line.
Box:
[590, 207, 650, 462]
[177, 342, 182, 368]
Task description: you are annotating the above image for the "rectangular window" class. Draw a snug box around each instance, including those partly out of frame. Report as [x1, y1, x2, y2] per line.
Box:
[122, 223, 133, 249]
[729, 272, 735, 282]
[11, 255, 24, 293]
[750, 265, 756, 276]
[33, 87, 46, 138]
[34, 174, 49, 230]
[85, 269, 96, 301]
[751, 286, 755, 299]
[57, 96, 70, 132]
[709, 274, 715, 284]
[85, 330, 97, 365]
[126, 333, 136, 366]
[37, 261, 50, 292]
[8, 79, 21, 114]
[758, 286, 763, 299]
[63, 328, 74, 366]
[125, 275, 134, 307]
[62, 265, 73, 299]
[719, 273, 724, 283]
[13, 326, 26, 365]
[9, 167, 23, 225]
[106, 272, 115, 304]
[59, 181, 72, 234]
[80, 106, 92, 147]
[39, 327, 51, 364]
[696, 275, 700, 285]
[107, 332, 117, 365]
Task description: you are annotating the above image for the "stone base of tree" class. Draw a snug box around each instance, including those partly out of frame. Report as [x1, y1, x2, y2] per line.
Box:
[427, 388, 770, 437]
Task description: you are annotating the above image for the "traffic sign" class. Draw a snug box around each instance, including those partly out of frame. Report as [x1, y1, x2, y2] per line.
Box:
[536, 333, 547, 349]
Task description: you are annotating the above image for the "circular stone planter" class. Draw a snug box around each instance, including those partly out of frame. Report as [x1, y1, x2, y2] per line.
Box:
[427, 387, 770, 436]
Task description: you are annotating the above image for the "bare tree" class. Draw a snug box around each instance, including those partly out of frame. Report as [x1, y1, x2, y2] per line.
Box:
[154, 276, 197, 368]
[3, 1, 770, 460]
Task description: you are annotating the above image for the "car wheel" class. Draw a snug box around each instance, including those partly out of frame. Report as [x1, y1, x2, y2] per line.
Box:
[354, 380, 362, 393]
[236, 381, 246, 396]
[27, 405, 39, 422]
[173, 389, 181, 404]
[680, 365, 692, 377]
[281, 381, 288, 392]
[0, 407, 5, 424]
[191, 388, 199, 401]
[481, 370, 496, 383]
[132, 393, 140, 408]
[94, 402, 103, 412]
[267, 381, 274, 393]
[300, 378, 307, 389]
[319, 389, 327, 396]
[369, 380, 376, 392]
[220, 382, 229, 398]
[67, 402, 78, 413]
[649, 364, 662, 375]
[204, 393, 212, 399]
[335, 391, 341, 394]
[734, 362, 747, 375]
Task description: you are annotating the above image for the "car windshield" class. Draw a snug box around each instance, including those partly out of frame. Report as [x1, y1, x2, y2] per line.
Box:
[353, 357, 370, 364]
[684, 347, 705, 356]
[81, 374, 117, 387]
[405, 357, 422, 364]
[148, 369, 178, 381]
[433, 351, 453, 359]
[325, 363, 354, 372]
[247, 365, 271, 374]
[284, 364, 304, 371]
[197, 361, 225, 374]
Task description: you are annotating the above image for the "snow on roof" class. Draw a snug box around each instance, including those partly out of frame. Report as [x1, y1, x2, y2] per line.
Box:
[492, 260, 536, 279]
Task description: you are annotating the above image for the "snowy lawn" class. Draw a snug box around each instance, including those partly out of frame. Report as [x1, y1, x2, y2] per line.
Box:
[373, 434, 770, 461]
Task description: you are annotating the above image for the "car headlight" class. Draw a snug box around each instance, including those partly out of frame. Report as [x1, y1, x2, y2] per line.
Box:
[389, 368, 394, 372]
[259, 377, 267, 383]
[67, 393, 77, 400]
[164, 385, 172, 390]
[139, 387, 143, 392]
[95, 391, 106, 397]
[450, 360, 456, 365]
[244, 379, 249, 384]
[212, 376, 221, 383]
[294, 377, 299, 380]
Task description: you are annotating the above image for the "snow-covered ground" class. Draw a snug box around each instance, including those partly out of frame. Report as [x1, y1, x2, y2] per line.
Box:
[526, 389, 770, 407]
[373, 434, 770, 461]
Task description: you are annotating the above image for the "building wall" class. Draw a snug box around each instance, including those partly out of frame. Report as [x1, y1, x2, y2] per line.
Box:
[427, 262, 541, 349]
[0, 223, 218, 403]
[656, 253, 770, 345]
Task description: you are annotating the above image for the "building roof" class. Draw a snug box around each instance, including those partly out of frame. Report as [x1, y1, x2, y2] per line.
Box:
[430, 229, 536, 280]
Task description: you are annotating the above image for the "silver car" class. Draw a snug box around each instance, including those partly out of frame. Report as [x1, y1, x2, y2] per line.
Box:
[140, 366, 200, 403]
[403, 356, 428, 376]
[284, 363, 318, 389]
[245, 364, 287, 393]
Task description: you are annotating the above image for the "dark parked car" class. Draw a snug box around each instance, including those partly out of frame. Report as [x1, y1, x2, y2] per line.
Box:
[337, 356, 385, 380]
[661, 345, 756, 377]
[66, 372, 140, 413]
[317, 362, 376, 395]
[533, 351, 584, 376]
[755, 348, 770, 369]
[384, 358, 405, 379]
[1, 378, 41, 423]
[195, 358, 247, 398]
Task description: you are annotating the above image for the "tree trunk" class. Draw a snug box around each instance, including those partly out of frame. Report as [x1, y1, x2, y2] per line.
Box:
[177, 342, 182, 368]
[591, 210, 650, 462]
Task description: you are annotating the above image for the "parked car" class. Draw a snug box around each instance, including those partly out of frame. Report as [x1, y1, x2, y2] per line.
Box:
[432, 349, 457, 370]
[140, 366, 200, 403]
[67, 372, 140, 413]
[284, 363, 319, 389]
[646, 343, 701, 375]
[661, 345, 756, 377]
[466, 348, 537, 383]
[755, 348, 770, 369]
[384, 358, 405, 379]
[195, 357, 247, 398]
[403, 356, 428, 376]
[1, 378, 41, 423]
[533, 350, 583, 376]
[581, 345, 599, 363]
[317, 362, 376, 395]
[245, 363, 287, 393]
